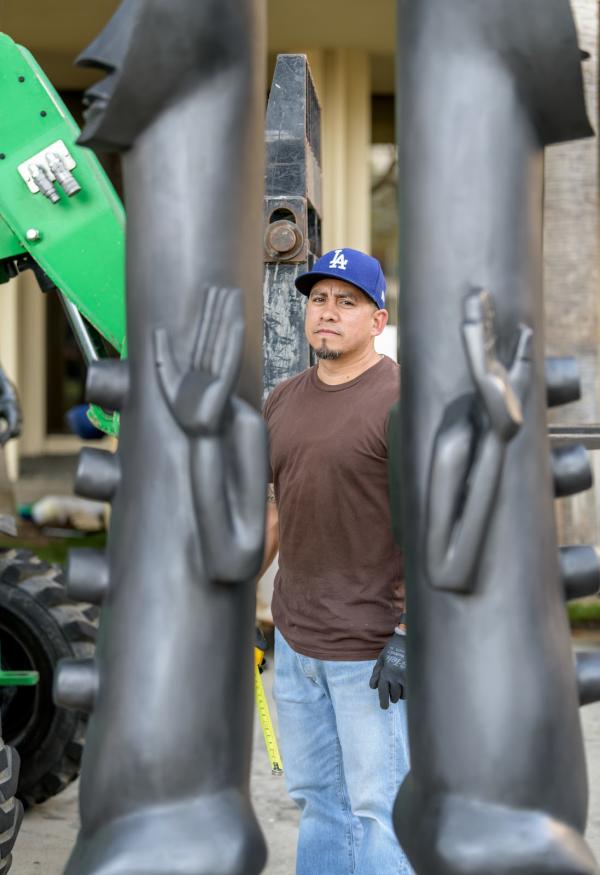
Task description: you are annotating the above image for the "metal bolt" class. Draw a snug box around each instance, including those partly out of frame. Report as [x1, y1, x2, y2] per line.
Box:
[269, 223, 297, 253]
[25, 228, 41, 242]
[264, 219, 304, 260]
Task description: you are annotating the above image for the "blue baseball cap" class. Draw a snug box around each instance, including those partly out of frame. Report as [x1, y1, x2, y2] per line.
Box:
[295, 248, 386, 309]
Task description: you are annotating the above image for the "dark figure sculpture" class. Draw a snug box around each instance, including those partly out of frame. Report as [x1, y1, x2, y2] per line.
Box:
[394, 1, 600, 873]
[54, 2, 268, 874]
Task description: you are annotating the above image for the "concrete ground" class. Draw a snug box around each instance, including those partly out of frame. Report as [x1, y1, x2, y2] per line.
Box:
[9, 456, 600, 872]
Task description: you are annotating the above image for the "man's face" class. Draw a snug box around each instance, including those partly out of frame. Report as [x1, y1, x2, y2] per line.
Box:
[305, 278, 388, 360]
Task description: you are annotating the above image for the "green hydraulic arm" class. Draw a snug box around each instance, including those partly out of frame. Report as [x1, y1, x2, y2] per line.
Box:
[0, 32, 126, 437]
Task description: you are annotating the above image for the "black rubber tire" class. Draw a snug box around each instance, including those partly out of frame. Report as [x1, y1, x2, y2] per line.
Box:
[0, 732, 24, 873]
[0, 549, 97, 805]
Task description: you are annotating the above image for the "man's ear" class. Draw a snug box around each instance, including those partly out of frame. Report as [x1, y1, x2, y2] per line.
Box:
[372, 308, 389, 336]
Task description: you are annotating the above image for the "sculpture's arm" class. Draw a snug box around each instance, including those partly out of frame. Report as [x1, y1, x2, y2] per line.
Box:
[154, 284, 267, 583]
[425, 291, 532, 592]
[193, 399, 267, 582]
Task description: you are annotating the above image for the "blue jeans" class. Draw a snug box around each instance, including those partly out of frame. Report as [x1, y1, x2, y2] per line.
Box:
[273, 629, 412, 875]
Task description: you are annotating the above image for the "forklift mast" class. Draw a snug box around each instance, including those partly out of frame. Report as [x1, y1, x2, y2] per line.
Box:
[263, 54, 322, 398]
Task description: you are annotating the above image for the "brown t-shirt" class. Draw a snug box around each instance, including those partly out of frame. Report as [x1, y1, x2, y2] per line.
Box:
[264, 355, 404, 660]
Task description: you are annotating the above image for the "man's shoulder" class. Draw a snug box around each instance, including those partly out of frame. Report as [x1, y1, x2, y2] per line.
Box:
[379, 354, 400, 374]
[268, 367, 313, 401]
[263, 368, 313, 418]
[370, 355, 400, 400]
[380, 355, 400, 377]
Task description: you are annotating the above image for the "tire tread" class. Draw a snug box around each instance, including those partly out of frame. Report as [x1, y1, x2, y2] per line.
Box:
[0, 548, 97, 806]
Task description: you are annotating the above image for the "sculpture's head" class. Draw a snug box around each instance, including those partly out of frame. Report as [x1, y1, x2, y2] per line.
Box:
[77, 0, 249, 152]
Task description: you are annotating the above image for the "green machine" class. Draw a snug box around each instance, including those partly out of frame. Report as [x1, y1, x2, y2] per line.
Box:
[0, 32, 125, 832]
[0, 32, 125, 435]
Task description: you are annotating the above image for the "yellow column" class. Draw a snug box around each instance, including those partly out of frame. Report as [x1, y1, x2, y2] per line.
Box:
[307, 48, 371, 254]
[17, 271, 47, 457]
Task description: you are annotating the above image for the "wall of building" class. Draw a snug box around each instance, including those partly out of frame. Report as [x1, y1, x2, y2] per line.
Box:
[544, 0, 600, 544]
[0, 271, 50, 478]
[307, 49, 372, 252]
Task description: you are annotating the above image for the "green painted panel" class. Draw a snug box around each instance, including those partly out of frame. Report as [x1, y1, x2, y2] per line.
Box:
[0, 214, 21, 262]
[0, 34, 126, 353]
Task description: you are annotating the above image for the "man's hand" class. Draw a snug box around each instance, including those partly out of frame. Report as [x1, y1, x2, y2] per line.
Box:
[369, 629, 407, 709]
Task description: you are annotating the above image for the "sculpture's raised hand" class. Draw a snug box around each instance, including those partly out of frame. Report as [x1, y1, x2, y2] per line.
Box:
[154, 286, 244, 435]
[462, 290, 532, 440]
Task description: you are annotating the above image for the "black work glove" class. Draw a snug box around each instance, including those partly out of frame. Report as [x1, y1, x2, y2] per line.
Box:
[369, 629, 407, 709]
[0, 369, 21, 447]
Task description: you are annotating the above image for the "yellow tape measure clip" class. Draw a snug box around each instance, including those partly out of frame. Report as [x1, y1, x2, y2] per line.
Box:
[254, 655, 284, 776]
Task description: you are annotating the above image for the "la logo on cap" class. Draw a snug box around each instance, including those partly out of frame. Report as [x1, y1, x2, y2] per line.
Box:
[329, 249, 348, 270]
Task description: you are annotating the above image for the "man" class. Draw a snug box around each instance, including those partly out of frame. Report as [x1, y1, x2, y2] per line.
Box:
[262, 248, 411, 875]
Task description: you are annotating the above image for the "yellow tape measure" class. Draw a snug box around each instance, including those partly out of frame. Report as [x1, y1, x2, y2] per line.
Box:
[254, 649, 283, 775]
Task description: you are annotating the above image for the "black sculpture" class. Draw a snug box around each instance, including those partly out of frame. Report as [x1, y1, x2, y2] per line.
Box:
[394, 1, 600, 873]
[54, 2, 268, 874]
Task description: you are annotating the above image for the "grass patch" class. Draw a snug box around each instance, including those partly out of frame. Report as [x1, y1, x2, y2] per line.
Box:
[568, 599, 600, 627]
[0, 532, 106, 566]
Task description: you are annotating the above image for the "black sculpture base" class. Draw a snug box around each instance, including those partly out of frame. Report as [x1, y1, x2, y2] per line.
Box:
[395, 776, 598, 875]
[65, 791, 266, 875]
